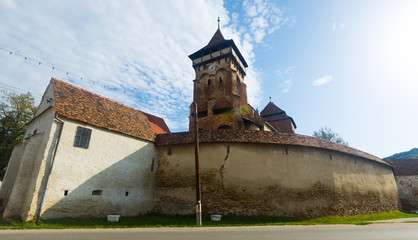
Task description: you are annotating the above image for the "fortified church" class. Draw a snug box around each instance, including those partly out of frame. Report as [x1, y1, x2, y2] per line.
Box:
[0, 26, 399, 221]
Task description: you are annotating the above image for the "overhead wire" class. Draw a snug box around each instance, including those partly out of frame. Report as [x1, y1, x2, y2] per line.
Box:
[0, 82, 42, 98]
[0, 47, 188, 114]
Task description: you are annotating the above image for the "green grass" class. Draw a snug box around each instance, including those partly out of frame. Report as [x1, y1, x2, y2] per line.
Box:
[0, 211, 417, 229]
[302, 211, 417, 224]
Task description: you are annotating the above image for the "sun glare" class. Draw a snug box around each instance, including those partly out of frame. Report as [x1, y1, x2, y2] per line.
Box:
[372, 2, 418, 78]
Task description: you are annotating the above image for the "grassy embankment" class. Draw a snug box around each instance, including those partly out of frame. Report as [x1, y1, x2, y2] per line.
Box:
[0, 211, 417, 229]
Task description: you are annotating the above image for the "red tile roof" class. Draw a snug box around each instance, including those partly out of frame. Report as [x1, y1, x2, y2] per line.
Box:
[143, 112, 170, 134]
[384, 159, 418, 175]
[51, 78, 170, 141]
[155, 130, 390, 168]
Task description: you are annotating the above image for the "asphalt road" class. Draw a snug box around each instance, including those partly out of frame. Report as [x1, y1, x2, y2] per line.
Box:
[0, 224, 418, 240]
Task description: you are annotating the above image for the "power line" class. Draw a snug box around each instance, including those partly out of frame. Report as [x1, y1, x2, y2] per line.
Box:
[0, 82, 42, 97]
[0, 47, 188, 114]
[0, 47, 85, 81]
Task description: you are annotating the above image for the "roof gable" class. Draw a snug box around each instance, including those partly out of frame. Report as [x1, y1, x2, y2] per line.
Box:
[260, 102, 285, 117]
[51, 78, 169, 141]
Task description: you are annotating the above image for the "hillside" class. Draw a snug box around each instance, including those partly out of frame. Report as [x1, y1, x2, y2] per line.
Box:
[384, 148, 418, 159]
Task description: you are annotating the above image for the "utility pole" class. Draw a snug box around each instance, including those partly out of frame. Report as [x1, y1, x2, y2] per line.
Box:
[193, 102, 202, 225]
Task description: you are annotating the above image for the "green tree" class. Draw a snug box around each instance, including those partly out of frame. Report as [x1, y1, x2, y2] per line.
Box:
[313, 126, 348, 145]
[0, 90, 37, 180]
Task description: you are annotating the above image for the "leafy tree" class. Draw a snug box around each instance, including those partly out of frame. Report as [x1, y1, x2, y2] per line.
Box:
[0, 91, 37, 180]
[313, 126, 348, 145]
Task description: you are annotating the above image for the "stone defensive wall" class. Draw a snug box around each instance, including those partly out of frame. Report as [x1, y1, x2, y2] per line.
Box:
[154, 130, 399, 217]
[384, 158, 418, 210]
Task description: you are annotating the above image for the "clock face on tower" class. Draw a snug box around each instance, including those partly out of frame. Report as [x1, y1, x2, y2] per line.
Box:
[208, 63, 216, 72]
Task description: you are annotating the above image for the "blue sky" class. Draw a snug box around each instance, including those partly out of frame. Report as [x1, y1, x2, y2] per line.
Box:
[0, 0, 417, 158]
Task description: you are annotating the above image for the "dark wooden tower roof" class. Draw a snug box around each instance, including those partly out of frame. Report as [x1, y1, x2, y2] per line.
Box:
[188, 29, 248, 68]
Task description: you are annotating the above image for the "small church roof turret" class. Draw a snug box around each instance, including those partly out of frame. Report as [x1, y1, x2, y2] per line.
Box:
[261, 101, 297, 131]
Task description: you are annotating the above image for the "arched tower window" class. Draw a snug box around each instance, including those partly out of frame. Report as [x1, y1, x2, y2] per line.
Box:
[219, 77, 222, 84]
[208, 79, 211, 85]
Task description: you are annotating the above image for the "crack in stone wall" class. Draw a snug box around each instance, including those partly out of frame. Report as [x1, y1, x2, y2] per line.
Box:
[219, 146, 230, 193]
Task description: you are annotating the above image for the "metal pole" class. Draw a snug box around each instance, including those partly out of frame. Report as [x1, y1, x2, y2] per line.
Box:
[193, 102, 202, 225]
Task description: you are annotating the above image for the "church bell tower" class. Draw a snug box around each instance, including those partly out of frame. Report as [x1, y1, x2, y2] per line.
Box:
[188, 22, 264, 131]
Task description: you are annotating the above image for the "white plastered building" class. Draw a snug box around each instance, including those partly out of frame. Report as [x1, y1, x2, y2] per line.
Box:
[0, 78, 170, 220]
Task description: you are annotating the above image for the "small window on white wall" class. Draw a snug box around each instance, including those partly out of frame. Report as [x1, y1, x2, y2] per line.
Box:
[74, 127, 92, 148]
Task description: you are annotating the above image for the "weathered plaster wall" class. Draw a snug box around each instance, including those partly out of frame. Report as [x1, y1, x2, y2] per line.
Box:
[154, 142, 398, 217]
[0, 142, 25, 211]
[263, 123, 274, 132]
[2, 133, 47, 219]
[32, 83, 54, 120]
[39, 118, 157, 219]
[395, 175, 418, 210]
[1, 107, 57, 220]
[1, 84, 58, 215]
[330, 151, 398, 215]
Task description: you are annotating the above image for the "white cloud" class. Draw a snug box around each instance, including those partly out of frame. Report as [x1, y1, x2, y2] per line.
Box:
[0, 0, 225, 132]
[332, 22, 346, 31]
[313, 75, 333, 86]
[276, 66, 294, 93]
[276, 66, 295, 77]
[246, 5, 258, 17]
[0, 0, 288, 132]
[280, 79, 292, 93]
[242, 0, 289, 43]
[222, 0, 290, 105]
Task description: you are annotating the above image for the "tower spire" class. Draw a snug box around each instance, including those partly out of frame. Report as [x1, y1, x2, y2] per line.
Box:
[217, 16, 220, 29]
